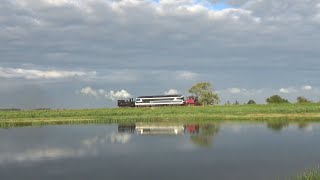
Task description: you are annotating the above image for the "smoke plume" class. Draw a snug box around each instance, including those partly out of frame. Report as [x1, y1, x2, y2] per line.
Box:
[80, 86, 131, 101]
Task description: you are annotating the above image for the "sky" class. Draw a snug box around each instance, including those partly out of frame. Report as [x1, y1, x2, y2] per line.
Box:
[1, 0, 320, 109]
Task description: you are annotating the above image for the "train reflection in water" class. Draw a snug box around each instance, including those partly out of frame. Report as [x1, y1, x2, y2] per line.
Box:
[118, 123, 219, 147]
[118, 123, 185, 135]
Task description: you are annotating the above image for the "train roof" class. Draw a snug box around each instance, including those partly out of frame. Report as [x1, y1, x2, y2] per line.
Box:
[137, 94, 183, 98]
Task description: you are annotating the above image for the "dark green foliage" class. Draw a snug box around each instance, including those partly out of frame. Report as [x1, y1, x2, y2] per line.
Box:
[188, 82, 220, 105]
[297, 96, 312, 104]
[247, 100, 256, 104]
[266, 95, 290, 104]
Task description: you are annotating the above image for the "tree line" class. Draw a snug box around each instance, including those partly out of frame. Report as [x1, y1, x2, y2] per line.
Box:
[188, 82, 315, 105]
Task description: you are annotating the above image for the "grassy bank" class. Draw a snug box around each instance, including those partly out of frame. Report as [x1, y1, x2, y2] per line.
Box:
[1, 103, 320, 127]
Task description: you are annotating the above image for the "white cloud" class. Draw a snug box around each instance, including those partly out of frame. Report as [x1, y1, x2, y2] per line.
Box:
[279, 87, 298, 94]
[80, 86, 99, 97]
[227, 88, 242, 94]
[0, 67, 94, 79]
[164, 89, 180, 95]
[0, 67, 140, 83]
[279, 88, 289, 93]
[176, 71, 199, 80]
[79, 86, 132, 100]
[302, 85, 312, 91]
[219, 88, 263, 95]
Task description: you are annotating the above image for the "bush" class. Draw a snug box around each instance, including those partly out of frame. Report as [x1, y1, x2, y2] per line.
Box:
[247, 100, 256, 104]
[297, 96, 312, 104]
[266, 95, 289, 104]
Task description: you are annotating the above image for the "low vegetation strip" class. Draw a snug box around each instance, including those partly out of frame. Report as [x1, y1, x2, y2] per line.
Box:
[293, 167, 320, 180]
[0, 104, 320, 127]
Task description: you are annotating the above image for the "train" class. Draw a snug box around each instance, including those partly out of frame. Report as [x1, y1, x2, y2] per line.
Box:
[117, 94, 199, 107]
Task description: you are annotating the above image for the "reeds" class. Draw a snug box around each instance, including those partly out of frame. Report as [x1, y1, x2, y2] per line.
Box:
[294, 167, 320, 180]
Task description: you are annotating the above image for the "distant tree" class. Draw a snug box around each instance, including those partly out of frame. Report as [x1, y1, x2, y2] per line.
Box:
[188, 82, 220, 105]
[225, 101, 231, 105]
[247, 100, 256, 104]
[234, 101, 239, 105]
[297, 96, 311, 104]
[266, 95, 289, 104]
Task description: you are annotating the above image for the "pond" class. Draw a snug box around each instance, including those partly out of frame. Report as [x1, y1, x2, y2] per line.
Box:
[0, 122, 320, 180]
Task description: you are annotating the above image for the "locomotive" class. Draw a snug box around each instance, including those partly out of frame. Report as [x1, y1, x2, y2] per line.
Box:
[117, 94, 199, 107]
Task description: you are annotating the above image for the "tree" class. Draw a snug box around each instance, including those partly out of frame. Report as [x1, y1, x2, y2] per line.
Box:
[188, 82, 220, 105]
[297, 96, 311, 104]
[266, 95, 289, 104]
[247, 100, 256, 104]
[234, 101, 239, 105]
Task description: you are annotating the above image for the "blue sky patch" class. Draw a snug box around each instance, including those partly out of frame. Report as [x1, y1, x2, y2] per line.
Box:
[210, 2, 232, 10]
[151, 0, 160, 3]
[199, 0, 232, 10]
[150, 0, 232, 10]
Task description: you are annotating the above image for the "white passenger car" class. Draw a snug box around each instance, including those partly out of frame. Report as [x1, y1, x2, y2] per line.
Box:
[135, 95, 185, 107]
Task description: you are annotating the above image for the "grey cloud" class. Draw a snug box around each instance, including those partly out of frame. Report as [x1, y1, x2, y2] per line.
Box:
[1, 0, 320, 108]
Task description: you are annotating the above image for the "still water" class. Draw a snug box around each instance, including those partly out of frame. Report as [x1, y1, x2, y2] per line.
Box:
[0, 122, 320, 180]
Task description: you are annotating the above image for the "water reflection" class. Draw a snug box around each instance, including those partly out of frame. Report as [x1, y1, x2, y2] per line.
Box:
[118, 123, 220, 147]
[1, 123, 320, 180]
[266, 121, 289, 132]
[0, 147, 88, 164]
[266, 121, 312, 132]
[118, 123, 186, 135]
[298, 122, 309, 129]
[189, 124, 219, 147]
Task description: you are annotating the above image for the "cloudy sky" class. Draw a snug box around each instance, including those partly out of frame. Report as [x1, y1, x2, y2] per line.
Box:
[1, 0, 320, 109]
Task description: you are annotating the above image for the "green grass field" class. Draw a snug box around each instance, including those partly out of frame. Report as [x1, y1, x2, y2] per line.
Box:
[1, 103, 320, 127]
